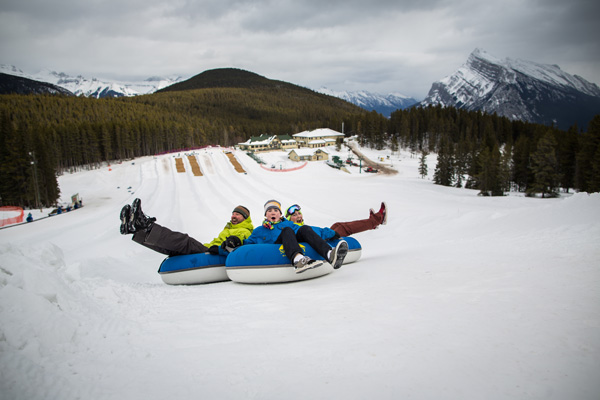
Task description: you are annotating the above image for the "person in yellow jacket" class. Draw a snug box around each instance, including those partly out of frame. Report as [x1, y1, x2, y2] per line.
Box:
[120, 198, 253, 256]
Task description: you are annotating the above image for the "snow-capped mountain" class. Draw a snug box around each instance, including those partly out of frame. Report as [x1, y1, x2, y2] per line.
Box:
[0, 71, 74, 96]
[0, 64, 184, 98]
[419, 49, 600, 130]
[1, 64, 418, 114]
[317, 87, 418, 117]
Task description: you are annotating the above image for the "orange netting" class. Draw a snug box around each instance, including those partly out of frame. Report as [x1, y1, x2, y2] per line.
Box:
[225, 152, 246, 173]
[260, 162, 308, 172]
[175, 158, 186, 173]
[187, 155, 203, 176]
[0, 206, 24, 227]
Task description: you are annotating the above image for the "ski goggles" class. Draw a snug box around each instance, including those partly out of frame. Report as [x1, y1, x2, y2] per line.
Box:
[285, 204, 301, 218]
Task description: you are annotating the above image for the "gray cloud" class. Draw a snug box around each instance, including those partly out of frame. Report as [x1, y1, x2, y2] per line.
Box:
[1, 0, 598, 99]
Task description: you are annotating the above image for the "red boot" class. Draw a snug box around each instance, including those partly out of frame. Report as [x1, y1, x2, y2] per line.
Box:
[369, 202, 387, 226]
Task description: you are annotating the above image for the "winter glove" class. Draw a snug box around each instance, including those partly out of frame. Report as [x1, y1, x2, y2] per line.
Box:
[208, 245, 220, 255]
[331, 232, 341, 240]
[221, 235, 242, 253]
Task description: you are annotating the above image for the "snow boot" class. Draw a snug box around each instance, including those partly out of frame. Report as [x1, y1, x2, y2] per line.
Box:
[378, 202, 387, 225]
[370, 202, 387, 226]
[294, 256, 323, 274]
[120, 204, 133, 235]
[329, 240, 349, 269]
[130, 198, 156, 232]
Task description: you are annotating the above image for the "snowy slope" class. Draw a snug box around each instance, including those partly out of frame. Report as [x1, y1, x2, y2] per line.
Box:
[1, 144, 599, 400]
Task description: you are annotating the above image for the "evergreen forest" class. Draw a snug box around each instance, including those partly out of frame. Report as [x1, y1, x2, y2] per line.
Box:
[383, 107, 600, 198]
[1, 86, 599, 209]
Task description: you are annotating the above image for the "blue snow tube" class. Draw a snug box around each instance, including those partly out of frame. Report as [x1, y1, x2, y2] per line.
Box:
[158, 253, 229, 285]
[225, 237, 361, 284]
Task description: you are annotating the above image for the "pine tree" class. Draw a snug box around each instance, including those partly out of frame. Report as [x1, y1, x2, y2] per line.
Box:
[433, 136, 454, 186]
[499, 143, 513, 193]
[390, 134, 399, 154]
[0, 122, 31, 206]
[512, 135, 532, 192]
[527, 131, 561, 198]
[556, 125, 579, 192]
[575, 115, 600, 192]
[453, 139, 470, 188]
[476, 144, 503, 196]
[589, 145, 600, 192]
[418, 151, 428, 178]
[465, 147, 480, 189]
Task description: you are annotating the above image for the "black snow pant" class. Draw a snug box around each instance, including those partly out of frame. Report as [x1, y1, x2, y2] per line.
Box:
[132, 223, 209, 257]
[275, 225, 332, 262]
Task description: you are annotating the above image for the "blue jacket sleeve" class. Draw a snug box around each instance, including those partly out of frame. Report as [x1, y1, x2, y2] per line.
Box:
[244, 233, 259, 244]
[321, 227, 337, 240]
[280, 220, 301, 233]
[244, 226, 269, 244]
[310, 225, 337, 240]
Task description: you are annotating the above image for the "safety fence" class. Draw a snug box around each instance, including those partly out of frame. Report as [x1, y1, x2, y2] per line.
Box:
[260, 162, 308, 172]
[0, 206, 24, 227]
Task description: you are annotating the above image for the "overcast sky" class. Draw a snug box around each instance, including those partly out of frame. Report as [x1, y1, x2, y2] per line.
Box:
[1, 0, 599, 99]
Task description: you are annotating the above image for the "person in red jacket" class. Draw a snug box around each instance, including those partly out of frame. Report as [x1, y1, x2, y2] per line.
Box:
[285, 202, 387, 237]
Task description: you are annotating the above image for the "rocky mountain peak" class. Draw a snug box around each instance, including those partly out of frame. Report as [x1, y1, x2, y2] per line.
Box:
[420, 49, 600, 130]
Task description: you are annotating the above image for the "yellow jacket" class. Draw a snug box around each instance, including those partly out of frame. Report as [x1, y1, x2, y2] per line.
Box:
[204, 216, 254, 248]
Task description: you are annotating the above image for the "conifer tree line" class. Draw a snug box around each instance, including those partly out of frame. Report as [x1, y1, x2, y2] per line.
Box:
[349, 106, 600, 197]
[1, 90, 598, 208]
[0, 89, 360, 208]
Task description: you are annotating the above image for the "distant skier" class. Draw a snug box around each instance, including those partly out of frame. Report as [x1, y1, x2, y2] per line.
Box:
[26, 212, 33, 223]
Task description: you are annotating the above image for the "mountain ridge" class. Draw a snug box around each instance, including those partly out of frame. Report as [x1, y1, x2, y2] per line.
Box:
[316, 87, 418, 117]
[156, 68, 293, 92]
[3, 51, 599, 129]
[419, 48, 600, 130]
[0, 72, 74, 96]
[0, 64, 183, 98]
[0, 64, 415, 116]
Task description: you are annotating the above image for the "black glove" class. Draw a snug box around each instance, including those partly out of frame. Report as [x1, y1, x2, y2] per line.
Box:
[331, 232, 341, 240]
[208, 245, 220, 255]
[221, 236, 242, 253]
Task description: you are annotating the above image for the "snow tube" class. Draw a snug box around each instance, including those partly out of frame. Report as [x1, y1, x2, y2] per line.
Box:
[225, 237, 361, 284]
[158, 253, 229, 285]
